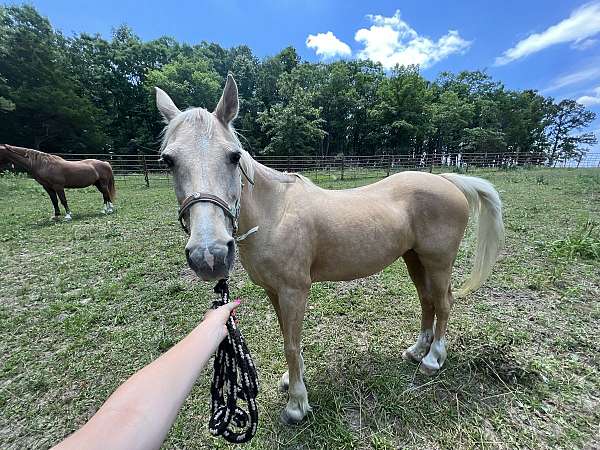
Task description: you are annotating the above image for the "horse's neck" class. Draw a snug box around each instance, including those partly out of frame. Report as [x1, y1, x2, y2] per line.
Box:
[4, 147, 33, 172]
[238, 160, 291, 234]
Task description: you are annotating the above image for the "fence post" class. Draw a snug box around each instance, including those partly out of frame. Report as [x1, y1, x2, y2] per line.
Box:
[386, 154, 391, 177]
[429, 153, 434, 173]
[340, 155, 345, 180]
[140, 153, 150, 188]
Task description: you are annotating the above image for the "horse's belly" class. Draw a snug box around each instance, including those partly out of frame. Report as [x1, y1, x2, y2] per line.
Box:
[311, 238, 408, 282]
[312, 256, 400, 282]
[63, 166, 97, 188]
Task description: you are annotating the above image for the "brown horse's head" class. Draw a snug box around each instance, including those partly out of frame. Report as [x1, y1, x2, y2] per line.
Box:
[0, 145, 11, 165]
[155, 76, 254, 281]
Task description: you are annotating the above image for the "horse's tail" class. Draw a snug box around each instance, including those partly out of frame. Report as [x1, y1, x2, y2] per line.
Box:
[106, 165, 117, 202]
[440, 173, 505, 297]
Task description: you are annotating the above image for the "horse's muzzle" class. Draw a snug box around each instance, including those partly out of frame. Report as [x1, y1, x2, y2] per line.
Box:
[185, 239, 235, 281]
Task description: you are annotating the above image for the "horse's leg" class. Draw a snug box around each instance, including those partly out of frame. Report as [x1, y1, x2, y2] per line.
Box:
[417, 257, 454, 376]
[56, 189, 72, 221]
[266, 289, 305, 393]
[277, 286, 311, 424]
[94, 181, 110, 213]
[43, 187, 61, 219]
[401, 250, 435, 363]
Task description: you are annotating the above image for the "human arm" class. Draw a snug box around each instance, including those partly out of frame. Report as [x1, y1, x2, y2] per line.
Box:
[53, 301, 239, 450]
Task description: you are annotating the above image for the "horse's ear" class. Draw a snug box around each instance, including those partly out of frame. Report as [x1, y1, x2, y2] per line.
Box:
[214, 74, 239, 124]
[155, 87, 180, 122]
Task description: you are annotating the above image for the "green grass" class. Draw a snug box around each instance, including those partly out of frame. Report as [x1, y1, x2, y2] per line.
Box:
[1, 168, 599, 449]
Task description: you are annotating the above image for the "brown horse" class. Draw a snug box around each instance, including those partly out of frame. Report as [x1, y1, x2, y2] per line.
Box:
[0, 144, 116, 220]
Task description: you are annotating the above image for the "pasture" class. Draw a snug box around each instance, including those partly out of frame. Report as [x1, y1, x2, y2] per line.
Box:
[0, 168, 599, 449]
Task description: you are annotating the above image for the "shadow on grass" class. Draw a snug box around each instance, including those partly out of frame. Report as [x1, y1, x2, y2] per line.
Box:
[27, 211, 112, 229]
[262, 335, 543, 448]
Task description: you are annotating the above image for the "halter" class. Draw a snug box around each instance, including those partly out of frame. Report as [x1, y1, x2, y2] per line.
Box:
[178, 192, 240, 235]
[177, 164, 256, 239]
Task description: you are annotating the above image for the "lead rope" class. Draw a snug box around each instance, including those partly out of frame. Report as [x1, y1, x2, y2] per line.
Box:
[209, 279, 259, 443]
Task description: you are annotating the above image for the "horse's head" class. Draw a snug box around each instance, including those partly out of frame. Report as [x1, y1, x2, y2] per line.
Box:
[0, 145, 8, 164]
[156, 75, 253, 281]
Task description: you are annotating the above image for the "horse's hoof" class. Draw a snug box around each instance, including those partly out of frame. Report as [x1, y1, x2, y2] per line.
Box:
[419, 360, 439, 376]
[280, 408, 304, 426]
[402, 349, 423, 364]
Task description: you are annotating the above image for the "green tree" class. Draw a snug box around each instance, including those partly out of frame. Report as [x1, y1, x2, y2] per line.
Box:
[545, 99, 597, 165]
[145, 54, 221, 110]
[426, 89, 474, 154]
[0, 5, 105, 151]
[258, 77, 325, 156]
[369, 65, 431, 154]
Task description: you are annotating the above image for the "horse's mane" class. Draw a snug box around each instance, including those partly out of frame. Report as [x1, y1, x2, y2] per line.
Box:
[5, 145, 62, 167]
[251, 160, 305, 184]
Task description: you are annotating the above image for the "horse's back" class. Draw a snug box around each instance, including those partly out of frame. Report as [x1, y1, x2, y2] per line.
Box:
[53, 159, 106, 188]
[290, 171, 470, 281]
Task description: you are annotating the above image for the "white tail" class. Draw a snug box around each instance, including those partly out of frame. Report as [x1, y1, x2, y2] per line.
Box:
[440, 173, 505, 297]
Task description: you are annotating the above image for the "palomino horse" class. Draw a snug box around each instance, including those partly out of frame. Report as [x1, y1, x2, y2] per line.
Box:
[0, 144, 116, 220]
[155, 76, 505, 424]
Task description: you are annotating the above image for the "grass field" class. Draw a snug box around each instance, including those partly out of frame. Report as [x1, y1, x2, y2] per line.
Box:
[1, 168, 599, 449]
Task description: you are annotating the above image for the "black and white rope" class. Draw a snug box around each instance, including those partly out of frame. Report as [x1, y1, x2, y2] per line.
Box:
[209, 279, 259, 444]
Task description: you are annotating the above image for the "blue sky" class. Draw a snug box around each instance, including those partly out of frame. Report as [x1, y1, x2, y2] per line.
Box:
[13, 0, 600, 150]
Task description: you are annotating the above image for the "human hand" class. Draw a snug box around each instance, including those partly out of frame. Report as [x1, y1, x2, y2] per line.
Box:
[201, 300, 241, 347]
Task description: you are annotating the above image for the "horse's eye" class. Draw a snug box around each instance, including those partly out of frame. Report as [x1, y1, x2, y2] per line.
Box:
[160, 154, 174, 168]
[230, 152, 242, 164]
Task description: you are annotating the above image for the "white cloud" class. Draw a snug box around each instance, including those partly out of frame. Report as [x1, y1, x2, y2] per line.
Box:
[544, 65, 600, 92]
[353, 10, 471, 69]
[306, 31, 351, 59]
[577, 86, 600, 106]
[571, 38, 598, 50]
[495, 2, 600, 66]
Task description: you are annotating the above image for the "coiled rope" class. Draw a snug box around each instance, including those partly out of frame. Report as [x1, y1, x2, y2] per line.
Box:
[208, 279, 259, 443]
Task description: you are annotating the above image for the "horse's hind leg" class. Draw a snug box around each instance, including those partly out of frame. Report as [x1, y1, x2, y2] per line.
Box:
[56, 189, 72, 221]
[417, 255, 455, 376]
[94, 181, 112, 213]
[402, 250, 435, 363]
[43, 187, 60, 219]
[277, 286, 311, 424]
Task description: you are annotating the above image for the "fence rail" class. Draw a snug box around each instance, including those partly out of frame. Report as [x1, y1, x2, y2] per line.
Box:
[4, 151, 600, 186]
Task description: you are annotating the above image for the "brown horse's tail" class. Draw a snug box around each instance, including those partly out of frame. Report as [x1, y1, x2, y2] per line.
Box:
[107, 166, 117, 202]
[440, 173, 505, 297]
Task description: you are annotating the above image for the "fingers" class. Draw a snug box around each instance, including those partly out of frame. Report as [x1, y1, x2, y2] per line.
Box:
[217, 300, 240, 321]
[220, 299, 241, 314]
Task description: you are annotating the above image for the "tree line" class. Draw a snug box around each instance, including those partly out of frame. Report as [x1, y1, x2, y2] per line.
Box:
[0, 5, 597, 165]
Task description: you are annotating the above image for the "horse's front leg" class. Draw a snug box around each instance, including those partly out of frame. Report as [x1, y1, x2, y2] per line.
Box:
[265, 290, 305, 393]
[43, 187, 61, 219]
[56, 189, 72, 221]
[277, 285, 311, 424]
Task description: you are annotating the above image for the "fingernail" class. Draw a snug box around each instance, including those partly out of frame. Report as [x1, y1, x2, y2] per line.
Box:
[234, 299, 241, 305]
